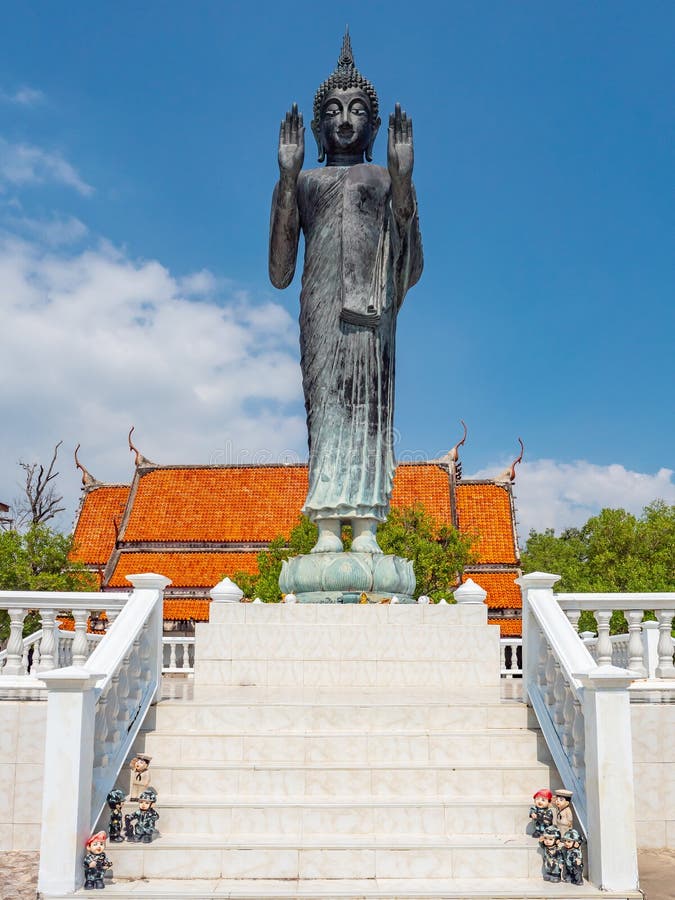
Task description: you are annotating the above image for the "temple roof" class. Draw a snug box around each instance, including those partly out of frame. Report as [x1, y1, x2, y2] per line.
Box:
[72, 485, 130, 565]
[108, 550, 259, 588]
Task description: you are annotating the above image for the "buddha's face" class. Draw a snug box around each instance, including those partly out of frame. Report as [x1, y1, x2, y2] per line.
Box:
[319, 88, 374, 156]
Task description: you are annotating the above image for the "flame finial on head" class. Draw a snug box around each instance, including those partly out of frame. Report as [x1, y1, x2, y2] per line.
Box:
[313, 27, 379, 127]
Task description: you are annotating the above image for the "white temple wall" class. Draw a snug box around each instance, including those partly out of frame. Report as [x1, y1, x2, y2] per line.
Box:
[631, 702, 675, 848]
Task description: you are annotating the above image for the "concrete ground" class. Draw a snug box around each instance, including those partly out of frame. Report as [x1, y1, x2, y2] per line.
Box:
[0, 849, 672, 898]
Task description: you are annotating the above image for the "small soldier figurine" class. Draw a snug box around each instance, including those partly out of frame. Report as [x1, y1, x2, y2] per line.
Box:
[529, 788, 553, 837]
[552, 788, 574, 836]
[128, 753, 152, 801]
[106, 789, 125, 843]
[83, 831, 112, 890]
[561, 828, 584, 885]
[124, 788, 159, 843]
[540, 825, 564, 882]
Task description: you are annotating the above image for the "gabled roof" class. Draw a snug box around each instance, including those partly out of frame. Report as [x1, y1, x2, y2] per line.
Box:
[72, 485, 130, 565]
[463, 571, 521, 608]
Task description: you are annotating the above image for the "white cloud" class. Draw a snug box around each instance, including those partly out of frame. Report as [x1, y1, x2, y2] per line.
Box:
[4, 213, 88, 246]
[470, 459, 675, 540]
[0, 138, 93, 195]
[0, 86, 45, 106]
[0, 229, 306, 527]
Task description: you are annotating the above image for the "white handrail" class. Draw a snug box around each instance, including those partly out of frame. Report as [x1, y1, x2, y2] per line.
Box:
[36, 573, 171, 896]
[518, 572, 639, 892]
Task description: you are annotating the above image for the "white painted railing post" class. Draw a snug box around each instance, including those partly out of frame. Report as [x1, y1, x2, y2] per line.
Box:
[576, 666, 638, 891]
[654, 609, 675, 678]
[37, 667, 103, 895]
[517, 572, 561, 699]
[125, 573, 171, 703]
[4, 607, 27, 675]
[641, 620, 659, 678]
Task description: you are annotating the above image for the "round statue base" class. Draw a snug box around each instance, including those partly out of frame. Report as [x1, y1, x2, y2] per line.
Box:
[279, 552, 416, 604]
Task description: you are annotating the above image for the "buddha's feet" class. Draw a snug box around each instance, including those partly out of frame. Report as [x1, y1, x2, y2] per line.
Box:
[351, 517, 383, 554]
[310, 518, 343, 553]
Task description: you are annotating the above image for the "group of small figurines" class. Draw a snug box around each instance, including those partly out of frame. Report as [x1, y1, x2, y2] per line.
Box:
[529, 787, 584, 885]
[83, 754, 159, 890]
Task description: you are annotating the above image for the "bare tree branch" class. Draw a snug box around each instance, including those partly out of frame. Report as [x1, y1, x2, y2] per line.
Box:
[15, 441, 66, 528]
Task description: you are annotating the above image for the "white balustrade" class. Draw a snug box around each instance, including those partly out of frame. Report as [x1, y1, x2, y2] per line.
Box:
[37, 573, 171, 896]
[518, 572, 638, 892]
[498, 638, 522, 676]
[556, 592, 675, 683]
[0, 591, 127, 695]
[163, 635, 195, 673]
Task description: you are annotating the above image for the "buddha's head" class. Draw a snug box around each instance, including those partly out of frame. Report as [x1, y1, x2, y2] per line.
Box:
[312, 29, 380, 163]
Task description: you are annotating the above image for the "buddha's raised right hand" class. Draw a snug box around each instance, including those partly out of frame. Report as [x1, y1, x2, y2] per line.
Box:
[278, 103, 304, 180]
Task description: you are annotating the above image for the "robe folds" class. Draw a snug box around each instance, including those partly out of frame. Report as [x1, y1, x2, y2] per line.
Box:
[291, 163, 422, 522]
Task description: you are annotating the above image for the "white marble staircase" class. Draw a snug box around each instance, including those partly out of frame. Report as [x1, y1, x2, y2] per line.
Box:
[69, 603, 639, 899]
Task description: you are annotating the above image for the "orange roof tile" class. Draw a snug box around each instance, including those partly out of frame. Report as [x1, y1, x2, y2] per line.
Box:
[109, 551, 259, 588]
[455, 484, 518, 564]
[390, 465, 452, 524]
[71, 486, 129, 565]
[489, 617, 522, 637]
[164, 599, 211, 621]
[463, 571, 522, 609]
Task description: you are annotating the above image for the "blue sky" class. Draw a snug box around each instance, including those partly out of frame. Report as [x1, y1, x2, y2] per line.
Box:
[1, 1, 673, 537]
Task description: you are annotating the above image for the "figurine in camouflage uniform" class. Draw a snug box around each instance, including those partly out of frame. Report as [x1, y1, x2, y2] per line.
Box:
[562, 828, 584, 885]
[124, 788, 159, 843]
[529, 788, 553, 837]
[540, 825, 564, 882]
[83, 831, 112, 890]
[106, 789, 125, 843]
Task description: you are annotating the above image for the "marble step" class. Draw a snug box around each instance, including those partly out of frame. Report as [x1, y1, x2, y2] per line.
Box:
[146, 697, 536, 733]
[138, 761, 561, 798]
[207, 602, 488, 626]
[121, 797, 536, 837]
[194, 657, 499, 688]
[62, 876, 641, 899]
[133, 728, 547, 765]
[197, 623, 499, 663]
[102, 833, 568, 880]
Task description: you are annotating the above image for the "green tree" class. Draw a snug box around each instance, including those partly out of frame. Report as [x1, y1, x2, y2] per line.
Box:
[0, 525, 96, 643]
[233, 504, 476, 603]
[521, 501, 675, 633]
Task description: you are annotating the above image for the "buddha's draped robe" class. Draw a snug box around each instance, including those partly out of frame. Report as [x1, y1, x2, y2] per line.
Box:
[275, 163, 422, 522]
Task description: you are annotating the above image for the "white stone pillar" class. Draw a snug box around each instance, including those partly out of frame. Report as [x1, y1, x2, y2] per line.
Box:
[576, 666, 638, 891]
[516, 572, 561, 700]
[641, 620, 659, 678]
[126, 573, 171, 704]
[37, 667, 103, 895]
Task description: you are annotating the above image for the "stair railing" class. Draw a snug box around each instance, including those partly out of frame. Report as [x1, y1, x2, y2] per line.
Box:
[518, 572, 639, 892]
[37, 573, 170, 897]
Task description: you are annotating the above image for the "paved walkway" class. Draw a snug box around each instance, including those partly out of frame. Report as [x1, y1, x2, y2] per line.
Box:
[1, 849, 672, 898]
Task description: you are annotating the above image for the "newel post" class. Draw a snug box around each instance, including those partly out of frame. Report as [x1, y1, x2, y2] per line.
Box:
[38, 667, 103, 895]
[516, 572, 561, 700]
[576, 666, 638, 891]
[126, 573, 172, 704]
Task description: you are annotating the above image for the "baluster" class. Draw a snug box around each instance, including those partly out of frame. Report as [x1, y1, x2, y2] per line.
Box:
[499, 641, 506, 674]
[139, 622, 152, 684]
[544, 646, 557, 707]
[565, 608, 581, 633]
[37, 610, 57, 674]
[595, 610, 613, 666]
[561, 685, 575, 760]
[3, 608, 27, 676]
[169, 641, 177, 670]
[655, 609, 675, 678]
[571, 696, 585, 780]
[116, 655, 131, 733]
[537, 637, 548, 689]
[126, 637, 143, 716]
[72, 609, 90, 666]
[104, 672, 121, 758]
[182, 641, 192, 671]
[93, 683, 111, 770]
[107, 608, 120, 626]
[22, 639, 32, 675]
[552, 662, 566, 727]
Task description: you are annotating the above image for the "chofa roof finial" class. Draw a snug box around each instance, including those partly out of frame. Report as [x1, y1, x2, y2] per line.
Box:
[449, 419, 468, 464]
[496, 437, 525, 483]
[74, 444, 101, 489]
[128, 426, 157, 469]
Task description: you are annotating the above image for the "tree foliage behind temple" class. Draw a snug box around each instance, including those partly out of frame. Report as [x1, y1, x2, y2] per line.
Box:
[521, 501, 675, 632]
